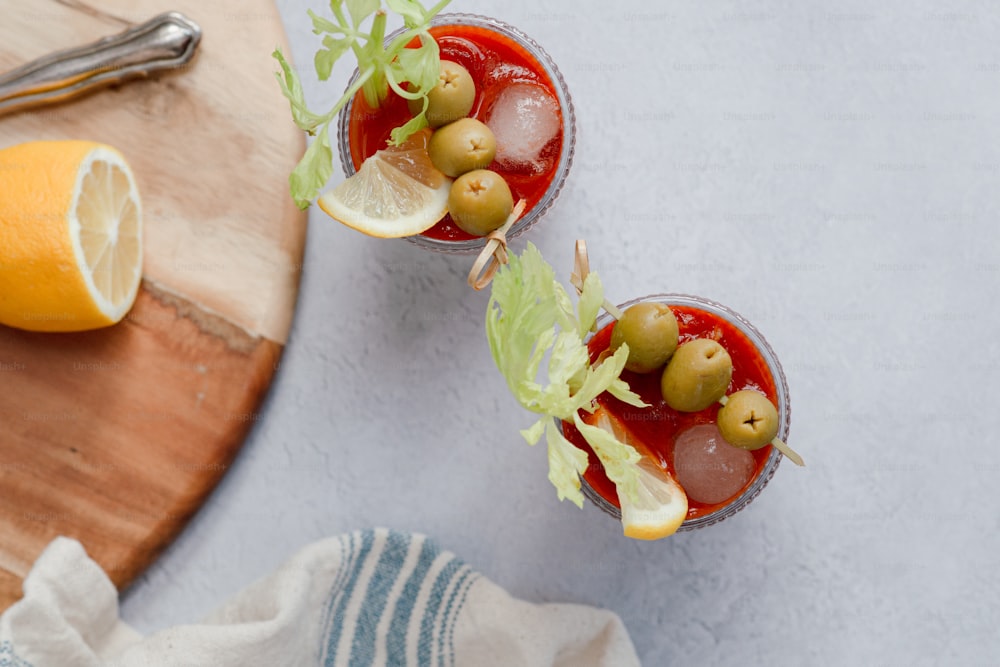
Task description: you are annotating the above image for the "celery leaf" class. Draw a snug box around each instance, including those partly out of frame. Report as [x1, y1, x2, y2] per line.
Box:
[273, 49, 325, 133]
[520, 419, 546, 446]
[289, 125, 333, 210]
[347, 0, 379, 27]
[577, 272, 604, 336]
[386, 0, 429, 28]
[568, 344, 630, 410]
[486, 244, 644, 507]
[388, 112, 429, 146]
[607, 378, 649, 408]
[276, 0, 453, 206]
[545, 421, 588, 508]
[387, 32, 440, 98]
[315, 35, 353, 81]
[573, 412, 642, 504]
[307, 9, 343, 34]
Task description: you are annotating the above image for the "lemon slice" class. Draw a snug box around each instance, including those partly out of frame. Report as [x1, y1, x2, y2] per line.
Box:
[318, 128, 451, 238]
[590, 408, 689, 540]
[620, 458, 689, 540]
[0, 140, 142, 332]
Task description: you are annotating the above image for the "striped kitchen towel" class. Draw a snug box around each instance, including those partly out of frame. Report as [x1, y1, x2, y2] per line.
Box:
[0, 529, 639, 666]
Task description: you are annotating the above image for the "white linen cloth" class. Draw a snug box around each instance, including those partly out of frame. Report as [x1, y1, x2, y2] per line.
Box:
[0, 529, 639, 666]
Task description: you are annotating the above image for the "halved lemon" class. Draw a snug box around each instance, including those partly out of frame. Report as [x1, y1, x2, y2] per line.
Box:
[0, 140, 142, 332]
[588, 407, 689, 540]
[318, 129, 451, 238]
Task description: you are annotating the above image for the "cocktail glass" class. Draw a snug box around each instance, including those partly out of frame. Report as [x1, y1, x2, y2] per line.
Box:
[568, 293, 791, 531]
[336, 13, 576, 254]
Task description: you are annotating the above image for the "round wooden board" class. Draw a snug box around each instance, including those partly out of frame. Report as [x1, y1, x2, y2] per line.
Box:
[0, 1, 306, 609]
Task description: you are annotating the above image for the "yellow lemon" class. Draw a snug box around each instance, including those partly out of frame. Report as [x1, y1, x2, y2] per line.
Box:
[318, 128, 451, 238]
[0, 140, 142, 332]
[588, 407, 689, 540]
[620, 458, 689, 540]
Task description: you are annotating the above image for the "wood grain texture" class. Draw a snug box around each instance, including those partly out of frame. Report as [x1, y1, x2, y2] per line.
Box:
[0, 286, 282, 597]
[0, 0, 306, 343]
[0, 0, 306, 610]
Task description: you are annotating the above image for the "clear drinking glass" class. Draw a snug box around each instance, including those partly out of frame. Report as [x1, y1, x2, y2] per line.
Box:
[577, 293, 791, 531]
[336, 13, 576, 254]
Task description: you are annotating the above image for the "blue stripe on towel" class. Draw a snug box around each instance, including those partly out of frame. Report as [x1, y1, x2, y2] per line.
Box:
[417, 558, 463, 666]
[320, 534, 352, 647]
[445, 573, 479, 667]
[0, 640, 33, 667]
[349, 530, 411, 667]
[319, 534, 355, 665]
[324, 530, 376, 666]
[385, 536, 437, 665]
[436, 568, 472, 667]
[321, 532, 469, 667]
[448, 572, 482, 665]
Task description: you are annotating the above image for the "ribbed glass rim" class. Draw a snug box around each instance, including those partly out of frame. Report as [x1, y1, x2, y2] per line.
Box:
[336, 13, 576, 254]
[573, 293, 791, 532]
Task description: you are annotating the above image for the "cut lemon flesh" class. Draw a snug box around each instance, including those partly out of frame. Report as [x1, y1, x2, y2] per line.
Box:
[75, 152, 142, 315]
[0, 140, 142, 332]
[318, 129, 451, 238]
[620, 459, 689, 540]
[588, 407, 689, 540]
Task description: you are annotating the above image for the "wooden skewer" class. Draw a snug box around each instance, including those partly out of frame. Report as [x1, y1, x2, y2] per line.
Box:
[717, 395, 804, 466]
[467, 199, 526, 291]
[568, 240, 623, 320]
[570, 239, 590, 291]
[771, 438, 805, 466]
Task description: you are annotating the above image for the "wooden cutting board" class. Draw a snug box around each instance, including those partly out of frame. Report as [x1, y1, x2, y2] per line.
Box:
[0, 1, 306, 610]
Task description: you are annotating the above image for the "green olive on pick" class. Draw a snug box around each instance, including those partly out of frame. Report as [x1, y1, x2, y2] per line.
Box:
[660, 338, 733, 412]
[428, 118, 497, 178]
[717, 390, 779, 449]
[610, 302, 679, 373]
[448, 169, 513, 236]
[408, 60, 476, 128]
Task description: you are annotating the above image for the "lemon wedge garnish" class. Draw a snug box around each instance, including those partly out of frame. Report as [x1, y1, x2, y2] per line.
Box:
[589, 407, 689, 540]
[620, 458, 689, 540]
[318, 128, 451, 238]
[0, 140, 142, 332]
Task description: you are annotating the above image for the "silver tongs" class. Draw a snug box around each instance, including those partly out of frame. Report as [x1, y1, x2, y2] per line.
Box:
[0, 12, 201, 116]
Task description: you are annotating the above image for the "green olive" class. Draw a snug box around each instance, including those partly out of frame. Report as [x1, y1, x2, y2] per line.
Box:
[428, 118, 497, 178]
[408, 60, 476, 128]
[660, 338, 733, 412]
[610, 302, 679, 373]
[717, 390, 779, 450]
[448, 169, 513, 236]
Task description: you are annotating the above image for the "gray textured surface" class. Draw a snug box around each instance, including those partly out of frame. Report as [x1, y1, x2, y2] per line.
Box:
[121, 2, 1000, 665]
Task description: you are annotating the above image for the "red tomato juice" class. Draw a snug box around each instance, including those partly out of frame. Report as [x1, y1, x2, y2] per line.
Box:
[347, 24, 565, 241]
[562, 306, 778, 520]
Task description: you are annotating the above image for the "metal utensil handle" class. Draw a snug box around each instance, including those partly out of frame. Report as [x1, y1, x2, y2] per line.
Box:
[0, 11, 201, 116]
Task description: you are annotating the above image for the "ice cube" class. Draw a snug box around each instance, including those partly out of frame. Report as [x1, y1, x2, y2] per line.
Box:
[484, 82, 561, 173]
[673, 424, 755, 505]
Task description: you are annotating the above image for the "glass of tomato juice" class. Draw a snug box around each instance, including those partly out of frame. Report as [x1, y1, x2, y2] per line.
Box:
[336, 13, 576, 253]
[561, 294, 792, 531]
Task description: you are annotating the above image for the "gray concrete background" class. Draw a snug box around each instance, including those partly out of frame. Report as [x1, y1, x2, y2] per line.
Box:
[121, 2, 1000, 664]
